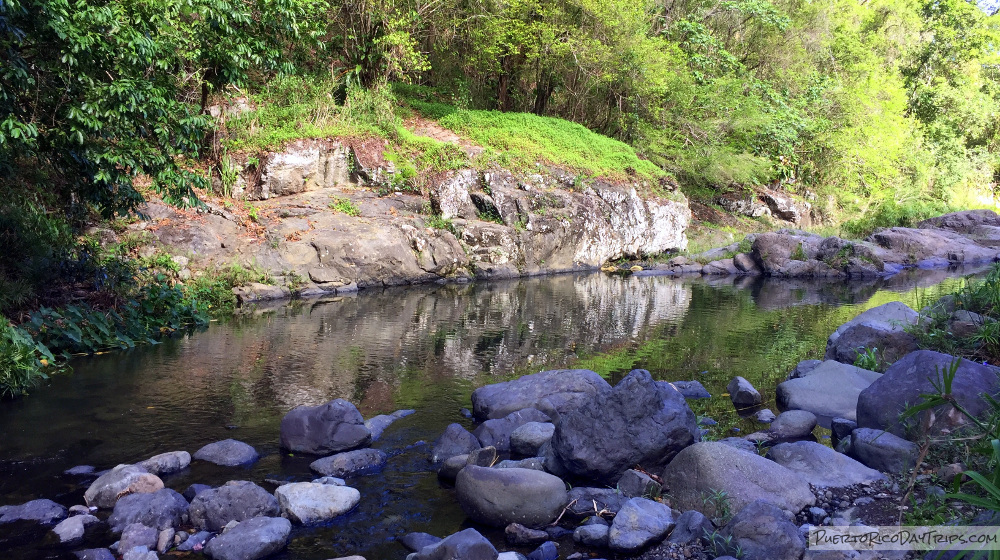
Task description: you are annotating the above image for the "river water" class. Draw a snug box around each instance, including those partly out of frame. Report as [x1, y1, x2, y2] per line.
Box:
[0, 267, 985, 559]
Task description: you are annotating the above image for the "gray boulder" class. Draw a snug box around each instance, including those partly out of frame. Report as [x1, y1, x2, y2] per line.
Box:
[467, 446, 497, 467]
[364, 409, 415, 441]
[193, 439, 259, 467]
[309, 448, 388, 478]
[0, 499, 67, 525]
[274, 482, 360, 524]
[400, 532, 442, 552]
[788, 360, 823, 379]
[119, 523, 157, 554]
[121, 546, 157, 560]
[755, 409, 776, 423]
[727, 376, 762, 408]
[510, 422, 555, 457]
[768, 442, 886, 488]
[279, 399, 371, 455]
[718, 500, 805, 560]
[617, 469, 661, 499]
[109, 488, 188, 532]
[437, 454, 469, 481]
[849, 428, 919, 474]
[412, 528, 498, 560]
[50, 514, 100, 546]
[668, 510, 713, 545]
[857, 350, 1000, 438]
[549, 369, 698, 483]
[455, 465, 568, 527]
[473, 408, 550, 452]
[825, 302, 919, 364]
[608, 497, 675, 553]
[189, 480, 280, 532]
[770, 410, 818, 440]
[183, 484, 212, 501]
[661, 442, 815, 516]
[471, 369, 611, 421]
[138, 451, 191, 476]
[566, 487, 629, 518]
[573, 524, 609, 547]
[84, 465, 163, 509]
[203, 516, 291, 560]
[495, 457, 545, 470]
[431, 423, 481, 462]
[776, 361, 881, 422]
[831, 417, 857, 448]
[665, 380, 711, 399]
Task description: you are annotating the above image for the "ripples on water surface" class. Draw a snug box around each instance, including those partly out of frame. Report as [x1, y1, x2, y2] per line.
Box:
[0, 267, 987, 559]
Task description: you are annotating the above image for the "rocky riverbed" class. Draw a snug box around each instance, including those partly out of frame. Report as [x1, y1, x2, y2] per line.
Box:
[2, 277, 994, 560]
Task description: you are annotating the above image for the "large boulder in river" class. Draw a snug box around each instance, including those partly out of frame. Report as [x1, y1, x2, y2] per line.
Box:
[279, 399, 371, 455]
[718, 500, 805, 560]
[203, 516, 291, 560]
[661, 442, 814, 516]
[431, 423, 481, 462]
[825, 302, 919, 364]
[776, 361, 881, 422]
[412, 528, 498, 560]
[84, 465, 164, 509]
[470, 369, 611, 421]
[109, 489, 188, 532]
[849, 428, 919, 474]
[455, 465, 568, 527]
[473, 408, 550, 452]
[608, 497, 676, 553]
[274, 482, 360, 524]
[549, 369, 698, 483]
[768, 441, 885, 488]
[858, 350, 1000, 438]
[189, 480, 279, 532]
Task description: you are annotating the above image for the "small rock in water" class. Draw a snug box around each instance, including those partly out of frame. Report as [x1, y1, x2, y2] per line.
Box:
[437, 454, 468, 481]
[608, 497, 676, 553]
[411, 528, 497, 560]
[399, 532, 442, 552]
[460, 408, 473, 418]
[431, 423, 481, 463]
[121, 546, 157, 560]
[505, 523, 549, 546]
[545, 526, 573, 539]
[770, 410, 818, 440]
[192, 439, 259, 467]
[312, 476, 346, 486]
[274, 482, 361, 524]
[727, 376, 762, 408]
[309, 448, 388, 478]
[189, 480, 279, 532]
[0, 498, 68, 525]
[73, 549, 115, 560]
[51, 514, 100, 546]
[510, 422, 555, 457]
[156, 528, 175, 554]
[84, 465, 163, 509]
[203, 516, 292, 560]
[698, 417, 717, 426]
[665, 380, 712, 399]
[279, 399, 371, 455]
[65, 465, 96, 476]
[68, 505, 92, 516]
[138, 451, 191, 476]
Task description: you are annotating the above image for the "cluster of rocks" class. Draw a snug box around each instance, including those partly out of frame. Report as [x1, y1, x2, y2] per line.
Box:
[647, 209, 1000, 280]
[0, 399, 415, 560]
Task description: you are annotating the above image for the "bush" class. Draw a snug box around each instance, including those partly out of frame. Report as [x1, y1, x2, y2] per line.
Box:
[0, 322, 53, 399]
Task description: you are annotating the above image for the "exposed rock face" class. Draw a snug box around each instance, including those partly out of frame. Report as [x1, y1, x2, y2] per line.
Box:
[776, 361, 881, 422]
[470, 369, 610, 421]
[279, 399, 371, 455]
[718, 500, 805, 560]
[661, 442, 815, 516]
[857, 350, 1000, 437]
[548, 369, 698, 483]
[246, 140, 354, 200]
[455, 466, 568, 527]
[825, 302, 919, 364]
[84, 465, 164, 509]
[189, 481, 280, 532]
[768, 442, 886, 488]
[203, 516, 292, 560]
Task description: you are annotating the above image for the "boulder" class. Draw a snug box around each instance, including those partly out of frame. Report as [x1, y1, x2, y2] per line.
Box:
[203, 516, 291, 560]
[473, 408, 550, 452]
[608, 497, 675, 553]
[183, 484, 212, 502]
[918, 210, 1000, 233]
[857, 350, 1000, 438]
[525, 541, 558, 560]
[431, 423, 481, 462]
[467, 446, 498, 467]
[189, 480, 280, 532]
[471, 369, 611, 421]
[50, 514, 100, 546]
[755, 409, 776, 423]
[703, 258, 741, 275]
[138, 451, 191, 476]
[849, 428, 919, 474]
[495, 457, 545, 470]
[868, 227, 998, 266]
[573, 524, 609, 547]
[279, 399, 371, 455]
[770, 410, 818, 440]
[193, 439, 259, 467]
[824, 302, 919, 364]
[309, 448, 388, 478]
[661, 442, 814, 516]
[768, 442, 886, 488]
[617, 469, 661, 499]
[455, 466, 568, 527]
[510, 422, 555, 457]
[109, 488, 189, 532]
[734, 253, 762, 274]
[565, 487, 629, 518]
[399, 532, 442, 552]
[718, 500, 805, 560]
[668, 510, 713, 545]
[0, 499, 67, 525]
[788, 360, 823, 379]
[776, 361, 881, 422]
[83, 465, 163, 509]
[412, 528, 498, 560]
[121, 546, 157, 560]
[727, 376, 762, 408]
[119, 523, 157, 553]
[505, 523, 549, 546]
[365, 409, 416, 441]
[665, 380, 712, 399]
[831, 418, 857, 448]
[437, 454, 469, 481]
[274, 482, 360, 523]
[549, 369, 698, 483]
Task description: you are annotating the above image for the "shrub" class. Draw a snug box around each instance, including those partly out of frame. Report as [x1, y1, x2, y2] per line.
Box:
[0, 322, 53, 398]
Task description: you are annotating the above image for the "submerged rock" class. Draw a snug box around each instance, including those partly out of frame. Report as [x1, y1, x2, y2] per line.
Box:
[203, 516, 291, 560]
[455, 465, 567, 527]
[727, 376, 762, 408]
[279, 399, 371, 455]
[471, 369, 611, 421]
[274, 482, 360, 524]
[399, 532, 442, 552]
[192, 439, 259, 467]
[364, 409, 416, 441]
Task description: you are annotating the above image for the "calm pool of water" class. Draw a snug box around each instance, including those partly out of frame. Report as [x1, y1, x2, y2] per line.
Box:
[0, 266, 986, 559]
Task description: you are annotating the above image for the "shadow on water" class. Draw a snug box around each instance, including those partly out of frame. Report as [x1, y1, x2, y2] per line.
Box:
[0, 264, 989, 559]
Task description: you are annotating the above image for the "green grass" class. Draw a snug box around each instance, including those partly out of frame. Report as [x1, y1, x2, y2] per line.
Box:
[329, 197, 361, 216]
[405, 99, 667, 184]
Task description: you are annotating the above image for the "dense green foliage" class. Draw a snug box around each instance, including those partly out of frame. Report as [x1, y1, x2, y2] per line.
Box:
[0, 323, 53, 398]
[912, 264, 1000, 362]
